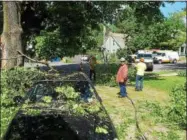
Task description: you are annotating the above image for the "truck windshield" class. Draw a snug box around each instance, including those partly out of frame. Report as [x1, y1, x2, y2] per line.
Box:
[156, 53, 162, 56]
[137, 54, 152, 59]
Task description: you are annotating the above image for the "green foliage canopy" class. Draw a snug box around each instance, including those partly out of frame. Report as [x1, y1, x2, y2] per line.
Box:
[32, 1, 124, 59]
[115, 2, 186, 51]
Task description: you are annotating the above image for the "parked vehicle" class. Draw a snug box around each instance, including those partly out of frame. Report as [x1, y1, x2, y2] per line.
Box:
[81, 55, 90, 62]
[152, 51, 162, 58]
[126, 54, 137, 63]
[3, 74, 117, 140]
[51, 57, 61, 62]
[153, 51, 179, 64]
[135, 53, 154, 71]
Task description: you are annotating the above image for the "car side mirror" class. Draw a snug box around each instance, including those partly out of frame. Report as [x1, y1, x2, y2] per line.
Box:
[13, 96, 24, 105]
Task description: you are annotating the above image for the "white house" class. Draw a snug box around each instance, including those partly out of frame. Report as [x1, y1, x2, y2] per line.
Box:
[101, 32, 127, 54]
[178, 43, 186, 56]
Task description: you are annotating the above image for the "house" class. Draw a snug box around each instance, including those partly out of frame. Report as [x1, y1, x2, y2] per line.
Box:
[101, 32, 127, 54]
[178, 43, 186, 56]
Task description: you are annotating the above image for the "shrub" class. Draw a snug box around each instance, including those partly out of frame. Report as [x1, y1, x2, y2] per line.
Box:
[95, 64, 136, 86]
[116, 48, 128, 59]
[168, 83, 186, 128]
[177, 70, 186, 77]
[108, 53, 118, 63]
[127, 66, 136, 83]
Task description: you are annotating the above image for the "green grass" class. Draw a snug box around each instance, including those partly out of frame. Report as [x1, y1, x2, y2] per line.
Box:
[96, 75, 186, 140]
[150, 70, 177, 75]
[144, 76, 185, 93]
[179, 56, 186, 62]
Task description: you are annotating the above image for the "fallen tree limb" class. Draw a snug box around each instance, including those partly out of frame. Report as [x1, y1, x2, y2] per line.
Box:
[17, 51, 58, 72]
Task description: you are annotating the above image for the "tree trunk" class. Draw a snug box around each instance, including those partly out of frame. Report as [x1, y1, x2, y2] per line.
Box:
[1, 2, 23, 69]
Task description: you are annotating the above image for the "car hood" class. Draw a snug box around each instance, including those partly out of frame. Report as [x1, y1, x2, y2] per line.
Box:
[4, 100, 117, 140]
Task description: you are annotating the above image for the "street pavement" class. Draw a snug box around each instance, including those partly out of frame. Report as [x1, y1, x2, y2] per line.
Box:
[152, 61, 186, 72]
[24, 61, 186, 75]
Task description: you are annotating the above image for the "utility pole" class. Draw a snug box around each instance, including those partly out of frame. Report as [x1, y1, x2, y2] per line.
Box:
[103, 25, 106, 64]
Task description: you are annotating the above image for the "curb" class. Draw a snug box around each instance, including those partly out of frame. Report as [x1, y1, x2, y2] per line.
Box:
[158, 73, 178, 77]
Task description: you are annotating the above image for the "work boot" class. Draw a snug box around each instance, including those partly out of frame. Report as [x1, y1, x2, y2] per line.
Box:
[135, 88, 140, 91]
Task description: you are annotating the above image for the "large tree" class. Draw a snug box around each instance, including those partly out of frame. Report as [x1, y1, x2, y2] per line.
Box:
[115, 2, 164, 52]
[115, 2, 186, 52]
[33, 1, 124, 59]
[1, 1, 124, 66]
[1, 2, 23, 69]
[1, 1, 169, 67]
[159, 11, 186, 50]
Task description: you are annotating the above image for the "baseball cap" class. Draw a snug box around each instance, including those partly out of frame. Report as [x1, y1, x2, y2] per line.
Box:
[120, 57, 125, 62]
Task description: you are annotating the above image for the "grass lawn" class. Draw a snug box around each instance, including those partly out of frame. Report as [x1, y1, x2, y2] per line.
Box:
[95, 75, 186, 140]
[179, 56, 186, 62]
[149, 70, 177, 75]
[144, 76, 186, 93]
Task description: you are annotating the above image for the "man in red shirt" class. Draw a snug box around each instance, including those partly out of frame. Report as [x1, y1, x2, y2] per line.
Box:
[116, 57, 128, 98]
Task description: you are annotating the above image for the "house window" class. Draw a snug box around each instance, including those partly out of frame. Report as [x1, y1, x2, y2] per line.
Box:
[113, 40, 115, 46]
[181, 47, 184, 53]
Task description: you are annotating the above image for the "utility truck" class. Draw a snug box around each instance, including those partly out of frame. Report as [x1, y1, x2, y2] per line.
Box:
[153, 51, 179, 64]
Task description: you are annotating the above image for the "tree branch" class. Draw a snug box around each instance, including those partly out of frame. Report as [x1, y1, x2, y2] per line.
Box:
[17, 51, 58, 72]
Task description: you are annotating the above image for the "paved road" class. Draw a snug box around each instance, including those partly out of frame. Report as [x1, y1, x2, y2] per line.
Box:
[24, 61, 186, 76]
[152, 62, 186, 72]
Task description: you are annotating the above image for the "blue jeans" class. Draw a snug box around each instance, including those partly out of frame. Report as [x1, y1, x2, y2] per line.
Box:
[135, 75, 144, 90]
[119, 82, 127, 97]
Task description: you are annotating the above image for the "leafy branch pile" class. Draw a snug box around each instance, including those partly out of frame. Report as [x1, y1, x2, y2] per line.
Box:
[177, 70, 186, 77]
[168, 83, 186, 128]
[55, 86, 102, 116]
[54, 85, 114, 138]
[1, 68, 46, 106]
[138, 83, 186, 134]
[17, 83, 112, 138]
[0, 68, 47, 138]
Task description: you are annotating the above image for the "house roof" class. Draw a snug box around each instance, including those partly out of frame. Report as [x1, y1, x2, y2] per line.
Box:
[109, 32, 125, 38]
[102, 32, 127, 50]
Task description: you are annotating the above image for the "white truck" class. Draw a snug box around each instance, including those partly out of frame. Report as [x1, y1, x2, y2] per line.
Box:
[135, 52, 154, 71]
[153, 51, 179, 64]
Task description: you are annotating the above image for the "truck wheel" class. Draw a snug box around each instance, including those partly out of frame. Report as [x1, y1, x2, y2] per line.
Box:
[173, 59, 177, 64]
[158, 60, 162, 64]
[148, 66, 153, 71]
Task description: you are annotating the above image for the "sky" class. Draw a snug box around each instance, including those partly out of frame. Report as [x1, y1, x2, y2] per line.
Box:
[160, 2, 186, 17]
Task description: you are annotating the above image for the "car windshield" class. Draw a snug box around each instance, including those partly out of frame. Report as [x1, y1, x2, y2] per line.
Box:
[137, 54, 152, 59]
[25, 80, 97, 104]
